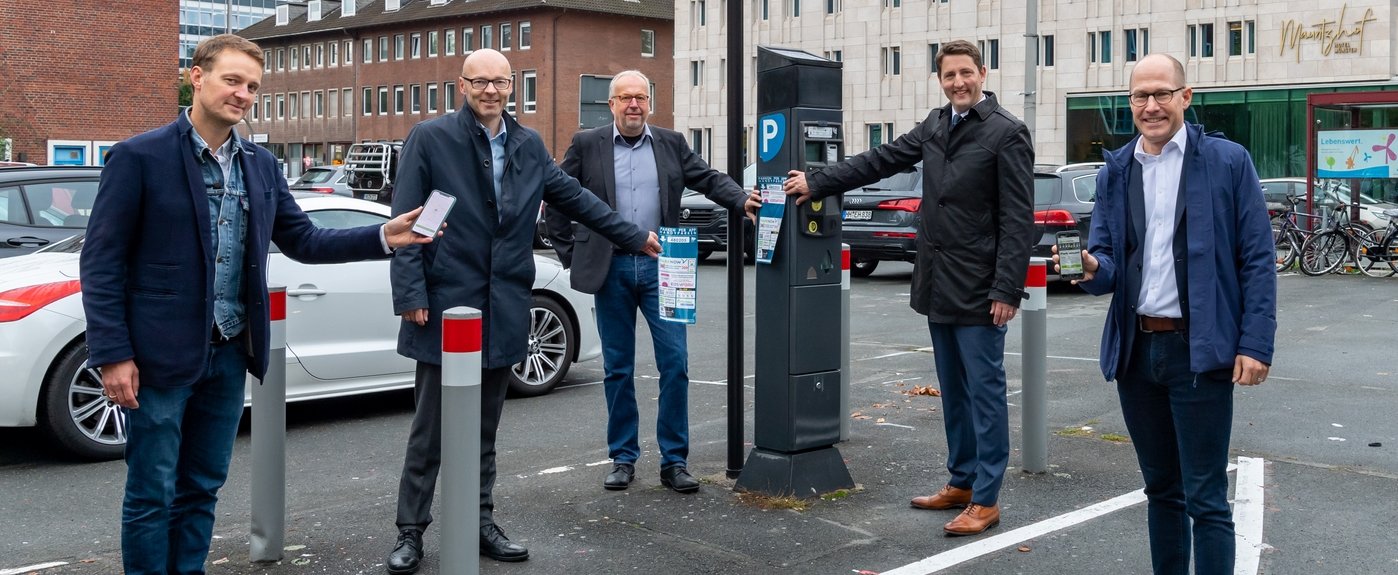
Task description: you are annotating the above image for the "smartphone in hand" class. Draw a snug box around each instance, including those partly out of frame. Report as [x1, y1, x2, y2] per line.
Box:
[413, 190, 455, 236]
[1056, 230, 1084, 281]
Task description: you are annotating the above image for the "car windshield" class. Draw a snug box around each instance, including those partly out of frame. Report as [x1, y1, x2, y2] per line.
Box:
[298, 169, 338, 184]
[861, 170, 919, 191]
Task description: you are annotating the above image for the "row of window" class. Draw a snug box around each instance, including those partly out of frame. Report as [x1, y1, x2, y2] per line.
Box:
[735, 0, 947, 21]
[1090, 22, 1256, 65]
[263, 22, 536, 73]
[247, 74, 540, 122]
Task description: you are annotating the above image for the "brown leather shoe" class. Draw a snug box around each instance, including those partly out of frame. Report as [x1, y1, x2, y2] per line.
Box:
[910, 485, 973, 510]
[943, 503, 1000, 536]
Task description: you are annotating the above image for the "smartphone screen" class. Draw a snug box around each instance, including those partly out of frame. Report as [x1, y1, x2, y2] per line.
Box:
[1056, 231, 1084, 280]
[413, 190, 455, 236]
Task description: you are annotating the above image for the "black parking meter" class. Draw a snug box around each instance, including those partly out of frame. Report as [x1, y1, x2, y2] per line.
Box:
[734, 46, 854, 497]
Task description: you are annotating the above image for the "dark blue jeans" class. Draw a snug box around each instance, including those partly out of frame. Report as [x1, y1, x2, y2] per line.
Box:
[596, 253, 690, 470]
[1118, 330, 1236, 575]
[121, 340, 248, 575]
[926, 321, 1009, 507]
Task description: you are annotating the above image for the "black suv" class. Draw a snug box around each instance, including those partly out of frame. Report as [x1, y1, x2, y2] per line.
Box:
[0, 166, 102, 258]
[1031, 163, 1102, 281]
[838, 165, 923, 277]
[679, 163, 756, 261]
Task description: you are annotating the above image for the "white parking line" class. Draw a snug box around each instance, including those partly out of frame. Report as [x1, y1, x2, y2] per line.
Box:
[881, 459, 1264, 575]
[1, 562, 68, 575]
[1234, 457, 1267, 575]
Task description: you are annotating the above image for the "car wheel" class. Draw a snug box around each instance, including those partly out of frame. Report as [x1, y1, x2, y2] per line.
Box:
[850, 257, 879, 277]
[39, 341, 126, 461]
[534, 230, 554, 250]
[509, 295, 577, 397]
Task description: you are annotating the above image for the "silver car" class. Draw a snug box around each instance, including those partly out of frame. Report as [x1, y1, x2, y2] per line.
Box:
[291, 165, 352, 196]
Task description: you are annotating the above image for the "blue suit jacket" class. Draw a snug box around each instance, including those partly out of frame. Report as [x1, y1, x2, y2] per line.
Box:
[1078, 124, 1277, 381]
[81, 112, 387, 388]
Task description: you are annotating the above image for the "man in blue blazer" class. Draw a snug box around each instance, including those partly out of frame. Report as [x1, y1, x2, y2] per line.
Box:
[81, 35, 435, 575]
[1059, 54, 1276, 575]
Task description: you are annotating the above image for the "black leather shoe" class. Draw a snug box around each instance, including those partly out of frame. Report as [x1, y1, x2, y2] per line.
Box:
[386, 528, 423, 575]
[660, 466, 700, 494]
[604, 463, 635, 490]
[480, 523, 529, 562]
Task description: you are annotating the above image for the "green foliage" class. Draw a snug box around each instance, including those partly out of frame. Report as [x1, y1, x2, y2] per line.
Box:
[179, 80, 193, 107]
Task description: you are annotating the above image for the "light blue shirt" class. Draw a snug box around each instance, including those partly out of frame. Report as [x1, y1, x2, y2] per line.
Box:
[479, 120, 508, 205]
[612, 124, 661, 235]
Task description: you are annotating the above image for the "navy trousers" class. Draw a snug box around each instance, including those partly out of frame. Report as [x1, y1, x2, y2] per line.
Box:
[926, 321, 1010, 507]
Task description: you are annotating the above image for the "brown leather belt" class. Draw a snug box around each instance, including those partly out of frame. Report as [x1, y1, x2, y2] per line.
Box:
[1138, 316, 1185, 333]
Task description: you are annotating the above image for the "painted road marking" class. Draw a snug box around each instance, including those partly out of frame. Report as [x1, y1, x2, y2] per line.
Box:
[1234, 457, 1267, 575]
[1, 562, 68, 575]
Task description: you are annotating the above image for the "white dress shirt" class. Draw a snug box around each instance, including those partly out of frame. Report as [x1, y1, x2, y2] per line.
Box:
[1132, 127, 1188, 319]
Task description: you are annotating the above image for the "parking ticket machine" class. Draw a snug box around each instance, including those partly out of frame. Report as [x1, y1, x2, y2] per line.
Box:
[734, 46, 854, 497]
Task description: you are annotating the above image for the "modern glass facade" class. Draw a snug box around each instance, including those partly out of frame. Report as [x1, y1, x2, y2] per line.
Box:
[180, 0, 282, 68]
[1067, 85, 1398, 181]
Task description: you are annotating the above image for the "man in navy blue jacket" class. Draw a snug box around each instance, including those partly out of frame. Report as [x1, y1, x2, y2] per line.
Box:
[1058, 54, 1276, 575]
[82, 34, 435, 574]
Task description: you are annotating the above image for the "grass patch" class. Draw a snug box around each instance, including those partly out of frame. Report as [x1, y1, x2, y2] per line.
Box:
[1100, 433, 1131, 443]
[1054, 426, 1096, 438]
[821, 489, 852, 501]
[737, 492, 810, 511]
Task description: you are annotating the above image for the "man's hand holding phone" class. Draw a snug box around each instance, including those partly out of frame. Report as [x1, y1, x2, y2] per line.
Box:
[1050, 244, 1098, 284]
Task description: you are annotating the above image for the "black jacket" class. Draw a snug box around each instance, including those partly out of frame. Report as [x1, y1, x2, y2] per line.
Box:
[807, 92, 1035, 324]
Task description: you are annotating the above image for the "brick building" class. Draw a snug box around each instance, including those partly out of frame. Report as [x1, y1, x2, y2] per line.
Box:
[238, 0, 673, 179]
[0, 1, 177, 165]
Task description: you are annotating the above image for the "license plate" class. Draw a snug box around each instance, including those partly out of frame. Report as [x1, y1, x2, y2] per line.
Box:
[844, 210, 872, 221]
[363, 193, 378, 201]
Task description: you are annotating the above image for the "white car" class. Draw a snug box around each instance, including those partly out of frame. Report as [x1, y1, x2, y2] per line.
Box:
[0, 194, 600, 460]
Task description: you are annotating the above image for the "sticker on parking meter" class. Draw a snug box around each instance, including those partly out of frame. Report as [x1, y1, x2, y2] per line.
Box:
[756, 178, 786, 264]
[659, 226, 698, 324]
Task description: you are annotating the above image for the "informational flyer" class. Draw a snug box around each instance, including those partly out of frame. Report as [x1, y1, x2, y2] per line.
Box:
[658, 226, 698, 324]
[755, 177, 786, 265]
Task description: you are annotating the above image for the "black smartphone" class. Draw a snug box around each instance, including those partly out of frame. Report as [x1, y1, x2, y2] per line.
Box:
[1056, 230, 1084, 281]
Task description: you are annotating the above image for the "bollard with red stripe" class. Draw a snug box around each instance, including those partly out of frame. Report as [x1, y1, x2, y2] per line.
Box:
[441, 306, 483, 575]
[1021, 259, 1049, 474]
[251, 286, 287, 561]
[839, 243, 851, 442]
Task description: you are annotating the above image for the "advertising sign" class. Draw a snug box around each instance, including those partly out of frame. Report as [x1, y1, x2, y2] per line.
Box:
[1316, 129, 1398, 178]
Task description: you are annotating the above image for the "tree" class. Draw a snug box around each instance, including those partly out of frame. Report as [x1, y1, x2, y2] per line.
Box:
[179, 80, 193, 107]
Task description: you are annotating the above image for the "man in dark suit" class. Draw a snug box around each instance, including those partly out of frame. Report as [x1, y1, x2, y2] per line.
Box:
[81, 34, 435, 575]
[385, 50, 661, 574]
[783, 40, 1034, 536]
[545, 70, 759, 494]
[1057, 53, 1275, 575]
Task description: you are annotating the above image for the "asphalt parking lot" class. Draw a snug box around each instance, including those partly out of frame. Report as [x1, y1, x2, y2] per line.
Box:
[1, 258, 1395, 574]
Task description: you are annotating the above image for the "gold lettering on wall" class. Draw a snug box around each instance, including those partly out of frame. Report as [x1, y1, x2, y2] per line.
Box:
[1280, 5, 1378, 62]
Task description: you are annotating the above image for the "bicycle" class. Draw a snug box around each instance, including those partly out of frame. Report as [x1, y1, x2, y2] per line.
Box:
[1299, 201, 1388, 276]
[1355, 208, 1398, 277]
[1271, 194, 1322, 273]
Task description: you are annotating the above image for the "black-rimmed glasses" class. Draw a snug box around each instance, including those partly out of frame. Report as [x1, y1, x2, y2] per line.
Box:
[461, 76, 513, 91]
[611, 95, 650, 104]
[1128, 87, 1185, 107]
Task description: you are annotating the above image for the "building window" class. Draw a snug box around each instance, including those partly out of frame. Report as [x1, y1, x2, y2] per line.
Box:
[690, 129, 711, 161]
[277, 93, 285, 119]
[263, 50, 271, 71]
[344, 40, 352, 65]
[790, 0, 800, 17]
[482, 25, 493, 50]
[642, 30, 655, 57]
[691, 60, 704, 86]
[250, 99, 259, 121]
[1228, 21, 1243, 56]
[1125, 29, 1138, 62]
[409, 33, 421, 58]
[1187, 25, 1197, 58]
[501, 23, 512, 51]
[1201, 23, 1214, 57]
[291, 45, 300, 69]
[301, 91, 311, 118]
[363, 87, 373, 115]
[328, 42, 338, 67]
[343, 88, 353, 117]
[1246, 20, 1256, 54]
[276, 48, 284, 70]
[826, 0, 840, 15]
[989, 39, 999, 69]
[427, 83, 439, 113]
[444, 82, 456, 111]
[428, 31, 439, 57]
[302, 45, 311, 69]
[506, 74, 517, 114]
[928, 43, 938, 74]
[445, 29, 456, 55]
[364, 39, 373, 63]
[1089, 32, 1097, 64]
[315, 90, 324, 118]
[1100, 31, 1112, 63]
[462, 28, 474, 52]
[868, 123, 894, 148]
[378, 36, 388, 62]
[692, 0, 706, 26]
[519, 22, 531, 49]
[882, 46, 901, 75]
[395, 34, 405, 60]
[327, 90, 337, 117]
[394, 85, 404, 114]
[378, 86, 389, 115]
[824, 49, 843, 62]
[883, 0, 899, 6]
[410, 84, 421, 113]
[579, 75, 612, 129]
[288, 92, 298, 119]
[760, 0, 768, 21]
[262, 95, 272, 121]
[1041, 35, 1054, 67]
[315, 43, 324, 67]
[523, 70, 537, 113]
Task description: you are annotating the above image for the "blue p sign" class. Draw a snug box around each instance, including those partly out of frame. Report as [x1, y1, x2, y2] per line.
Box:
[758, 113, 785, 163]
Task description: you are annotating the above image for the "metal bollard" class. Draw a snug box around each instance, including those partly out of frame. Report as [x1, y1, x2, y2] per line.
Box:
[441, 307, 482, 575]
[1020, 259, 1049, 474]
[250, 286, 287, 562]
[840, 243, 851, 442]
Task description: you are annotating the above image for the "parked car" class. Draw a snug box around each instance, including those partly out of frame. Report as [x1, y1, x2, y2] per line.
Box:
[534, 201, 554, 250]
[290, 164, 352, 196]
[1031, 163, 1103, 281]
[679, 163, 756, 261]
[0, 194, 601, 460]
[1260, 177, 1396, 230]
[0, 165, 101, 258]
[839, 165, 923, 277]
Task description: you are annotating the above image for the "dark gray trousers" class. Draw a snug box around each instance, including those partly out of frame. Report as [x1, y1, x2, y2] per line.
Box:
[395, 362, 511, 531]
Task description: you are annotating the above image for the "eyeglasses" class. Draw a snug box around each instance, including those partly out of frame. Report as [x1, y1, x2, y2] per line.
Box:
[461, 76, 512, 91]
[611, 94, 650, 105]
[1128, 87, 1186, 107]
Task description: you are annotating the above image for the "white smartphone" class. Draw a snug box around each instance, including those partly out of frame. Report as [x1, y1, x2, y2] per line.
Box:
[412, 190, 455, 236]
